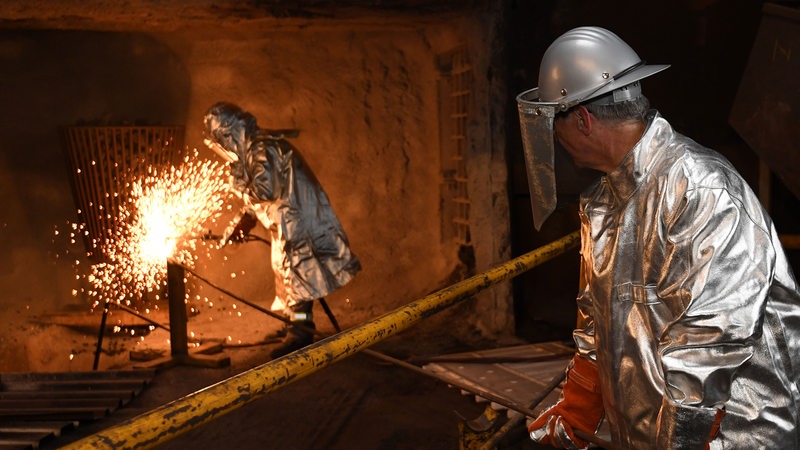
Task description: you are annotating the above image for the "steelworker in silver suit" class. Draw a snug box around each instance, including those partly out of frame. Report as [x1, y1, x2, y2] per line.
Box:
[517, 27, 800, 449]
[204, 102, 361, 359]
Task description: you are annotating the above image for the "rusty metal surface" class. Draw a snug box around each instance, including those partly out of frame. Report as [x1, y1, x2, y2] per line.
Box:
[422, 341, 618, 449]
[0, 370, 154, 448]
[422, 341, 572, 417]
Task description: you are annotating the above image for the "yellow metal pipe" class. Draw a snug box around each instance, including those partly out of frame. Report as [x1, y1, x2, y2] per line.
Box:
[64, 230, 580, 450]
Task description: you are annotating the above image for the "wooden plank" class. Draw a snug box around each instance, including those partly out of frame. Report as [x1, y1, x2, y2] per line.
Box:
[0, 368, 159, 448]
[132, 340, 230, 370]
[0, 430, 52, 445]
[0, 398, 121, 410]
[133, 352, 230, 370]
[0, 370, 155, 382]
[130, 340, 223, 361]
[0, 421, 77, 437]
[0, 406, 109, 421]
[0, 440, 36, 450]
[0, 390, 135, 403]
[0, 378, 150, 393]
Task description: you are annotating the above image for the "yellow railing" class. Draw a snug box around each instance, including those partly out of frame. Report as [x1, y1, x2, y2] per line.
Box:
[64, 230, 580, 449]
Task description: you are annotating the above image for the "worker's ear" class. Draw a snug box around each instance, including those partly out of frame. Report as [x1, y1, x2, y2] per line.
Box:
[575, 105, 592, 135]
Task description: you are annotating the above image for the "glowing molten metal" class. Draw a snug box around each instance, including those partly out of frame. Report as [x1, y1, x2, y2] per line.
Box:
[80, 153, 231, 308]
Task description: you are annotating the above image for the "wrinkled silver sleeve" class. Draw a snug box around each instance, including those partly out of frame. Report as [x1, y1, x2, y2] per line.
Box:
[574, 111, 800, 449]
[232, 137, 361, 309]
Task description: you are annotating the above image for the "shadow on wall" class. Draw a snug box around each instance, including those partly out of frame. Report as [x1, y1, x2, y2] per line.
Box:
[0, 30, 190, 314]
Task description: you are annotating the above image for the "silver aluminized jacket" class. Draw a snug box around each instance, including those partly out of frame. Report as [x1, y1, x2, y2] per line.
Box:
[576, 111, 800, 449]
[230, 134, 361, 310]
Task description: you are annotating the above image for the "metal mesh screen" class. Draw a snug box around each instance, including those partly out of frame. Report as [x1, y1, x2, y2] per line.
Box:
[60, 125, 185, 262]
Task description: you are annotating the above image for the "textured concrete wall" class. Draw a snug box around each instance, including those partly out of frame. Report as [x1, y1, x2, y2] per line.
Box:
[0, 5, 514, 371]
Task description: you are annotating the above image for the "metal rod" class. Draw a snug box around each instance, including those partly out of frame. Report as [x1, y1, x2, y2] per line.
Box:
[62, 231, 580, 450]
[166, 261, 188, 357]
[181, 266, 296, 329]
[92, 301, 110, 371]
[111, 302, 170, 332]
[408, 353, 573, 365]
[318, 298, 341, 332]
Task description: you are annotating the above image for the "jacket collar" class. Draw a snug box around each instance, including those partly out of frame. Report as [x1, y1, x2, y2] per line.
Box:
[586, 110, 673, 208]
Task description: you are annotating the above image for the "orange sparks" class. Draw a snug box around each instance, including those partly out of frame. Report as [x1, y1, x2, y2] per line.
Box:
[73, 151, 232, 307]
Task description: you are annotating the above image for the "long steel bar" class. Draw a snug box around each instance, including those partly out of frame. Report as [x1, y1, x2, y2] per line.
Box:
[63, 231, 580, 450]
[181, 266, 297, 327]
[166, 261, 188, 358]
[111, 302, 170, 332]
[92, 301, 110, 371]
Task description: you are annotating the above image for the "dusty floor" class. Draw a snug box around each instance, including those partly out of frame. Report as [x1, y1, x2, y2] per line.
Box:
[7, 301, 549, 449]
[45, 335, 543, 449]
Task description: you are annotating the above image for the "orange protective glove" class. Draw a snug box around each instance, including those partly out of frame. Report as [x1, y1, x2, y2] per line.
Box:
[704, 408, 725, 450]
[528, 355, 604, 449]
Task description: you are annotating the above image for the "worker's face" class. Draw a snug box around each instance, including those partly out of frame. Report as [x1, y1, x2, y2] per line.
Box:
[553, 108, 598, 171]
[554, 111, 582, 164]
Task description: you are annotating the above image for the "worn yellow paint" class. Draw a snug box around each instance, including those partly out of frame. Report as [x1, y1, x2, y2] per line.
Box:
[64, 231, 580, 450]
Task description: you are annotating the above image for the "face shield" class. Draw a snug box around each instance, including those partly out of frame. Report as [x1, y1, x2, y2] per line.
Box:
[204, 138, 238, 163]
[516, 88, 560, 231]
[517, 27, 670, 230]
[203, 102, 258, 164]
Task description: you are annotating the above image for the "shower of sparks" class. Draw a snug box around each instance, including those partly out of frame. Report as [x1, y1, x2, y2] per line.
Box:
[66, 151, 232, 308]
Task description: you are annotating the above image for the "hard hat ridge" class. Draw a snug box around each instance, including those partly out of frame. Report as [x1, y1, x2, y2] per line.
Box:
[537, 26, 669, 109]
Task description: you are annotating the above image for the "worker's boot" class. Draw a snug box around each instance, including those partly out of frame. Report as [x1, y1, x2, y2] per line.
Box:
[269, 302, 315, 359]
[263, 324, 288, 342]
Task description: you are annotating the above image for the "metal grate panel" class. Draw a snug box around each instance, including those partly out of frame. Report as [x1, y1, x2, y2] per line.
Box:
[60, 126, 185, 262]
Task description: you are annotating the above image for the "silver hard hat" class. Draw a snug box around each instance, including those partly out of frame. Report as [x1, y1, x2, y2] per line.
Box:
[537, 26, 670, 109]
[517, 26, 669, 230]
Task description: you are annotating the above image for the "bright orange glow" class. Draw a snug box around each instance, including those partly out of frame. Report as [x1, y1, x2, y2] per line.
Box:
[72, 151, 231, 308]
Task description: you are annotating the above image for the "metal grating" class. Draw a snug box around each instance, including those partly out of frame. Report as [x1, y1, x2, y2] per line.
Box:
[438, 46, 472, 246]
[60, 125, 185, 262]
[422, 341, 613, 445]
[422, 341, 573, 417]
[0, 370, 154, 449]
